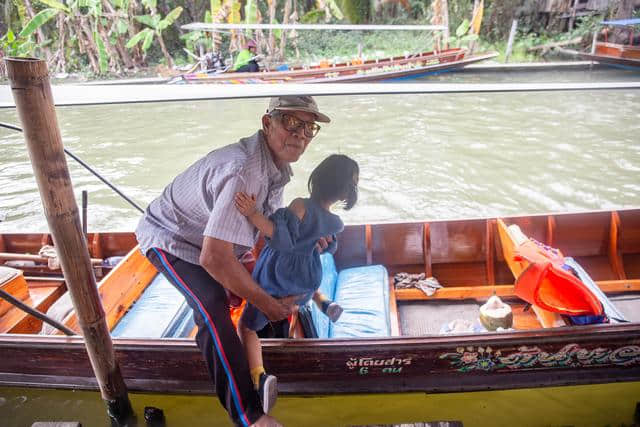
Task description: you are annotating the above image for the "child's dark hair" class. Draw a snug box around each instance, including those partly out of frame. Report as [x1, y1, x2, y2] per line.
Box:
[308, 154, 359, 210]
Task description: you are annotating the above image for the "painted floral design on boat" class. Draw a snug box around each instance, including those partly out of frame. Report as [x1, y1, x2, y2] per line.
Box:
[439, 344, 640, 372]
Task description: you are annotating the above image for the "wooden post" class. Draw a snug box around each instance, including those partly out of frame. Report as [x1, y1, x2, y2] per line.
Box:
[505, 19, 518, 63]
[5, 57, 133, 425]
[589, 29, 598, 70]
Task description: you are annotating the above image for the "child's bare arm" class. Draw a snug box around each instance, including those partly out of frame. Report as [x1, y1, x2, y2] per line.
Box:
[234, 192, 274, 237]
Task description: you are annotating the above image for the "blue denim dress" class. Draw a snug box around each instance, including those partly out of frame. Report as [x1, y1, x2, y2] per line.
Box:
[241, 198, 343, 331]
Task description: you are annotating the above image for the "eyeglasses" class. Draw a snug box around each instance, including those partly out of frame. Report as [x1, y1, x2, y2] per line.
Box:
[277, 113, 321, 138]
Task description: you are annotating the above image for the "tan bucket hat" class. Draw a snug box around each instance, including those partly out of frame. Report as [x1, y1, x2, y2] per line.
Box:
[266, 96, 331, 123]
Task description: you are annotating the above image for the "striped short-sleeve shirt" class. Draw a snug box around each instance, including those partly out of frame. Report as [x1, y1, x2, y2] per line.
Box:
[135, 131, 292, 264]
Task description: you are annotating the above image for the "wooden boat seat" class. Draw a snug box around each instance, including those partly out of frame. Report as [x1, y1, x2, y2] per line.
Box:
[0, 266, 66, 333]
[308, 254, 391, 338]
[0, 267, 28, 317]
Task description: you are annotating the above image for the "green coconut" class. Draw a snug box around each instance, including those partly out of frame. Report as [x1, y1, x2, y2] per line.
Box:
[479, 295, 513, 331]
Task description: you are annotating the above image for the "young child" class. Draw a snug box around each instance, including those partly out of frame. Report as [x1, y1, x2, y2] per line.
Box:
[234, 154, 359, 413]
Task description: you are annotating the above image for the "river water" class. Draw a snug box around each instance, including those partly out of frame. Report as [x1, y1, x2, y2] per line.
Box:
[1, 68, 639, 233]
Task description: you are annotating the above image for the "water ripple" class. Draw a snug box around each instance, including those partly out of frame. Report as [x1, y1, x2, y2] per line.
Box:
[1, 84, 639, 231]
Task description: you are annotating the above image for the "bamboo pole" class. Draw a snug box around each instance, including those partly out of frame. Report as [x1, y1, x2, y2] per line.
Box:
[5, 57, 133, 425]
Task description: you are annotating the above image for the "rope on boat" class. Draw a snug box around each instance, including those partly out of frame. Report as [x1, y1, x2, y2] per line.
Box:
[0, 287, 76, 335]
[0, 121, 145, 214]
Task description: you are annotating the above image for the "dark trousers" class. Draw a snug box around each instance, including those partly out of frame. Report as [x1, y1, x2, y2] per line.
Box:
[146, 248, 263, 427]
[235, 61, 259, 73]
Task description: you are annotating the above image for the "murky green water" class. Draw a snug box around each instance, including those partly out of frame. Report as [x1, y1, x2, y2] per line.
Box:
[2, 382, 640, 426]
[1, 68, 639, 232]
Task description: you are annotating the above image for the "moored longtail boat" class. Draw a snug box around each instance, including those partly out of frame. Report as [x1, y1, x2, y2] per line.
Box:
[169, 49, 498, 84]
[579, 18, 640, 71]
[1, 208, 640, 424]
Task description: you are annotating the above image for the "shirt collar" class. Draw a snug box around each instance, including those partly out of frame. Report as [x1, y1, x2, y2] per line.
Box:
[258, 130, 293, 184]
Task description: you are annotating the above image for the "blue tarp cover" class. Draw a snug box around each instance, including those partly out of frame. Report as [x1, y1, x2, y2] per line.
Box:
[600, 18, 640, 27]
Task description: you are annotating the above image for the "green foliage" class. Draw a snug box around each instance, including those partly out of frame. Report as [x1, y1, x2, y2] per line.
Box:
[94, 30, 108, 73]
[339, 0, 369, 24]
[293, 28, 436, 63]
[19, 8, 59, 38]
[135, 15, 159, 28]
[142, 29, 153, 50]
[37, 0, 70, 13]
[114, 18, 129, 35]
[1, 29, 36, 57]
[126, 28, 151, 49]
[245, 0, 258, 24]
[327, 0, 344, 20]
[181, 30, 212, 53]
[128, 6, 182, 55]
[449, 19, 479, 48]
[141, 0, 157, 10]
[161, 7, 183, 29]
[301, 9, 325, 24]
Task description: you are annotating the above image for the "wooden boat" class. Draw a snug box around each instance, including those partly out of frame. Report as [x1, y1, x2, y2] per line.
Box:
[2, 207, 640, 417]
[168, 49, 498, 84]
[579, 18, 640, 70]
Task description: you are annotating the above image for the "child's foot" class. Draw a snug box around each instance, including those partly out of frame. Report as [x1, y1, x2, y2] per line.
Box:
[325, 302, 343, 322]
[258, 373, 278, 413]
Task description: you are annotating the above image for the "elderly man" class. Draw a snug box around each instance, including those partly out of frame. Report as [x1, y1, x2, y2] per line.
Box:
[135, 96, 330, 427]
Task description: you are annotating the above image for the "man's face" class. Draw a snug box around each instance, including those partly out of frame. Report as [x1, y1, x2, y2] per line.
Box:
[263, 110, 316, 166]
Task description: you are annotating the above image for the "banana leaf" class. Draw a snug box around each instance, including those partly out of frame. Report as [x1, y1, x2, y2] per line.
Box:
[94, 30, 108, 74]
[19, 8, 59, 38]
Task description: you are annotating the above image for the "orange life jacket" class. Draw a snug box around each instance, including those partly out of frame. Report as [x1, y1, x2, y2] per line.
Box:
[513, 239, 603, 316]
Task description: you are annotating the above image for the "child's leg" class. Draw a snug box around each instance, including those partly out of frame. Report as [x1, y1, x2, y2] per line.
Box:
[238, 318, 278, 413]
[313, 291, 343, 322]
[237, 321, 264, 388]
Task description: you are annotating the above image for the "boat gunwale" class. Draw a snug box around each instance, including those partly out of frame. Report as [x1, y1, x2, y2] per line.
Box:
[2, 320, 640, 349]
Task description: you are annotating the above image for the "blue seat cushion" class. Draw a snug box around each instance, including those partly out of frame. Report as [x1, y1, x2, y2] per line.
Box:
[329, 265, 391, 338]
[310, 253, 339, 339]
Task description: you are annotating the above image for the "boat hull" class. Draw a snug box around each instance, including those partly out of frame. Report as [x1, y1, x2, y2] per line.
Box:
[1, 323, 639, 395]
[1, 208, 639, 413]
[172, 50, 498, 84]
[579, 42, 640, 70]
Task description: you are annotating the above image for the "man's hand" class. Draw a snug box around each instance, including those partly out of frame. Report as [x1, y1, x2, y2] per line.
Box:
[235, 192, 257, 217]
[315, 235, 334, 253]
[262, 294, 302, 321]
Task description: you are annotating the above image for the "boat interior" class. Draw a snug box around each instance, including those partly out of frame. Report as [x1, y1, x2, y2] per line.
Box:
[1, 209, 640, 340]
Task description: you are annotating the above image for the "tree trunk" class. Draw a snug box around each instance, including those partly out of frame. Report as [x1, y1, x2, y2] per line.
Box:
[128, 0, 146, 66]
[157, 32, 175, 68]
[267, 0, 276, 57]
[78, 16, 101, 74]
[101, 0, 135, 69]
[97, 20, 122, 74]
[279, 0, 291, 62]
[70, 16, 99, 73]
[55, 14, 66, 74]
